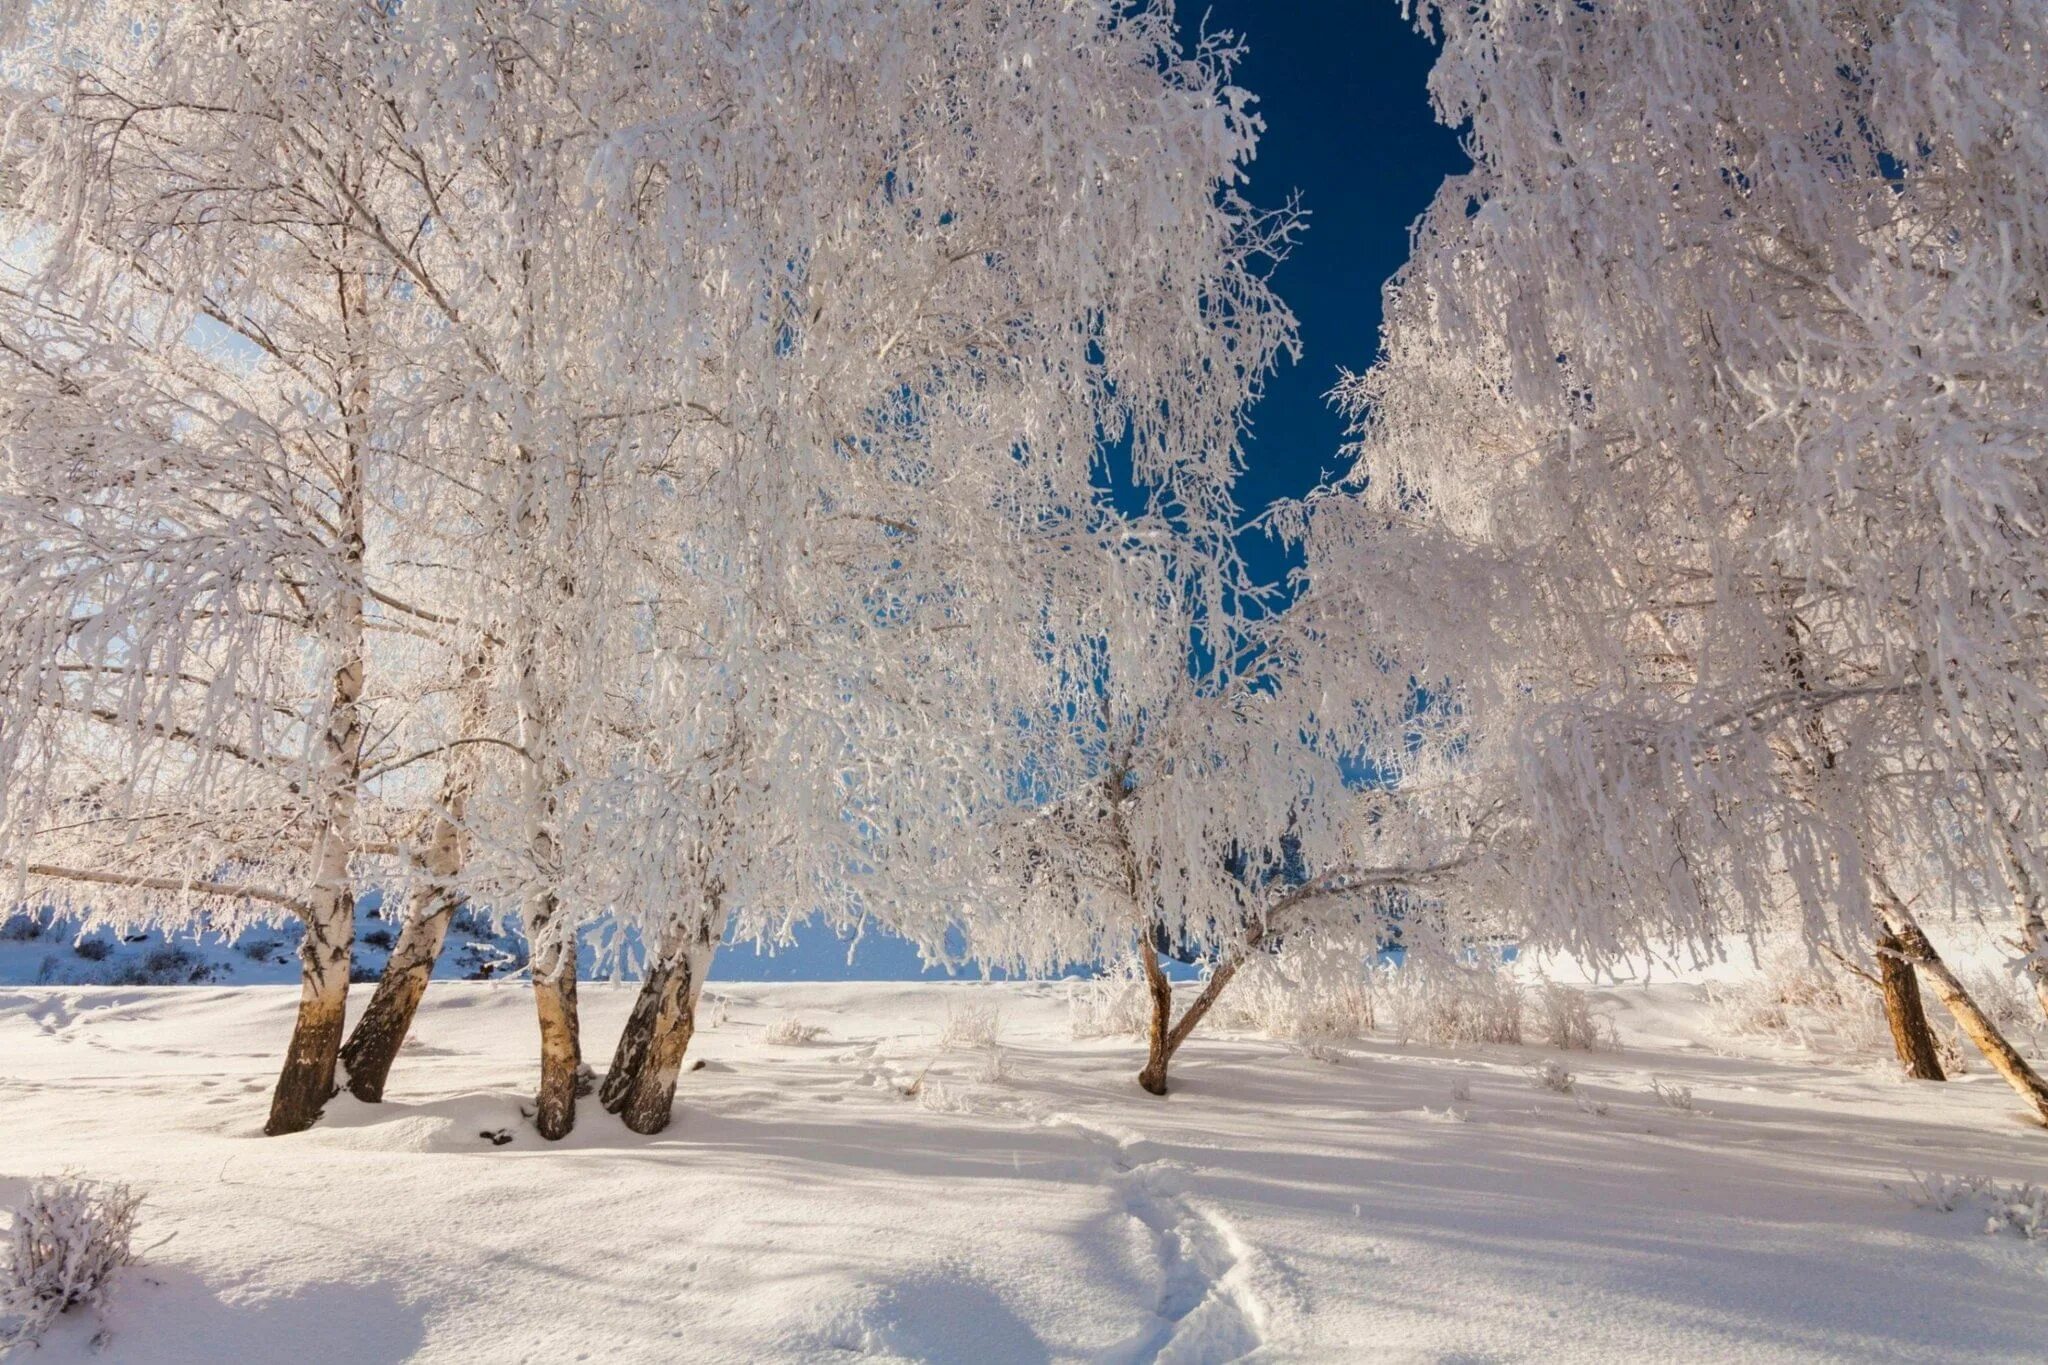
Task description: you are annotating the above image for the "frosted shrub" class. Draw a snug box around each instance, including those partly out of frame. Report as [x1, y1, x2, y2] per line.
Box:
[914, 1079, 976, 1116]
[763, 1017, 824, 1046]
[972, 1046, 1011, 1086]
[3, 1177, 142, 1348]
[938, 1000, 1004, 1051]
[1650, 1079, 1696, 1113]
[1891, 1172, 2048, 1244]
[1531, 979, 1615, 1052]
[1530, 1060, 1576, 1094]
[1211, 949, 1375, 1043]
[1068, 973, 1152, 1041]
[1703, 949, 1893, 1056]
[698, 992, 731, 1031]
[1383, 964, 1523, 1047]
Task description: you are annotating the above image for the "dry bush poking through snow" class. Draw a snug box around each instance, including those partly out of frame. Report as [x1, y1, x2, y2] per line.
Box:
[698, 991, 731, 1031]
[3, 1176, 142, 1349]
[1891, 1171, 2048, 1243]
[1211, 948, 1375, 1043]
[1067, 972, 1153, 1040]
[971, 1046, 1011, 1085]
[938, 1000, 1004, 1050]
[1702, 947, 1966, 1067]
[1650, 1078, 1696, 1113]
[1530, 979, 1617, 1051]
[1702, 948, 1884, 1049]
[763, 1016, 824, 1046]
[1382, 963, 1524, 1046]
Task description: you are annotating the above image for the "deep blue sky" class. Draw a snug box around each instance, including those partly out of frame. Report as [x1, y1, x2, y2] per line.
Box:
[723, 4, 1468, 981]
[1203, 2, 1467, 589]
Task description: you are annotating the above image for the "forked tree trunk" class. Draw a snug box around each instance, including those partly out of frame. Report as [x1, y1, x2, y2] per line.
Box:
[266, 886, 356, 1135]
[1876, 928, 1946, 1081]
[339, 883, 461, 1102]
[1876, 878, 2048, 1127]
[612, 914, 719, 1136]
[1134, 934, 1248, 1097]
[531, 923, 582, 1141]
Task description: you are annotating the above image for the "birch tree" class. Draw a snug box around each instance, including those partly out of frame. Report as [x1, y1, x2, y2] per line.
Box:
[0, 0, 487, 1135]
[1297, 0, 2048, 1121]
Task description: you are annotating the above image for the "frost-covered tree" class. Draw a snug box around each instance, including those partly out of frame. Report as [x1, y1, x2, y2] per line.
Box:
[564, 0, 1307, 1134]
[1, 0, 1310, 1140]
[0, 0, 482, 1135]
[974, 531, 1492, 1096]
[1297, 0, 2048, 1121]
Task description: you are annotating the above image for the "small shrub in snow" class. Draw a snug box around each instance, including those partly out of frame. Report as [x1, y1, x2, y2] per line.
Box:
[937, 1000, 1004, 1050]
[914, 1078, 976, 1115]
[1530, 979, 1617, 1051]
[2, 1177, 143, 1349]
[698, 991, 731, 1030]
[1067, 972, 1152, 1040]
[971, 1046, 1010, 1085]
[1383, 964, 1523, 1047]
[1210, 943, 1376, 1043]
[361, 928, 394, 952]
[236, 938, 282, 963]
[1650, 1078, 1697, 1113]
[1890, 1171, 2048, 1243]
[0, 912, 44, 942]
[1530, 1060, 1576, 1094]
[72, 938, 113, 963]
[101, 947, 213, 986]
[764, 1016, 824, 1046]
[1703, 948, 1897, 1057]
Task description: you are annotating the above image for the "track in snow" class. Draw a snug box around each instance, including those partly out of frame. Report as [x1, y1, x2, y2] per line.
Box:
[1050, 1115, 1267, 1365]
[827, 1036, 1270, 1363]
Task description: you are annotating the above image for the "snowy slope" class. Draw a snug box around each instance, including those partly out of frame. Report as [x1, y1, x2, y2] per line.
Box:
[3, 979, 2044, 1362]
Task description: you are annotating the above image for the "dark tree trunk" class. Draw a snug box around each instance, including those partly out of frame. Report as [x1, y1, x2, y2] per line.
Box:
[1877, 882, 2048, 1127]
[338, 643, 488, 1102]
[605, 907, 719, 1134]
[1133, 932, 1250, 1097]
[1136, 938, 1176, 1095]
[266, 889, 355, 1135]
[1876, 928, 1946, 1081]
[339, 886, 460, 1102]
[599, 960, 666, 1113]
[531, 935, 581, 1141]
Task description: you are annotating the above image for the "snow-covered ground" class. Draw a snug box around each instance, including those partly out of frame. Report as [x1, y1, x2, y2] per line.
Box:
[2, 977, 2044, 1363]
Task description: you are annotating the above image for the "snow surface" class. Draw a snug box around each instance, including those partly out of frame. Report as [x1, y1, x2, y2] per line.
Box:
[3, 979, 2045, 1362]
